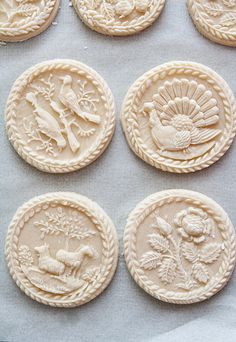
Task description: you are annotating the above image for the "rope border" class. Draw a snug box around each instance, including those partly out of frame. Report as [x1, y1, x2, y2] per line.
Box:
[72, 0, 165, 36]
[0, 0, 59, 42]
[187, 0, 236, 47]
[121, 61, 236, 173]
[5, 59, 116, 173]
[5, 192, 119, 307]
[124, 189, 236, 304]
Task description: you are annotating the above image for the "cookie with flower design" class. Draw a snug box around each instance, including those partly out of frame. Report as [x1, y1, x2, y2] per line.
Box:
[72, 0, 165, 36]
[121, 61, 236, 173]
[0, 0, 60, 42]
[124, 189, 236, 304]
[188, 0, 236, 47]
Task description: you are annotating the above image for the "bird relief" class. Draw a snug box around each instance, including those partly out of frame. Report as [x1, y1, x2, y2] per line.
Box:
[0, 0, 42, 24]
[80, 0, 151, 24]
[23, 73, 101, 157]
[17, 207, 100, 294]
[139, 207, 224, 291]
[141, 78, 222, 160]
[198, 0, 236, 30]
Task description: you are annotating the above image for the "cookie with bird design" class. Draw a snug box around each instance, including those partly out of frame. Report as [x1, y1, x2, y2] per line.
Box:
[5, 192, 119, 307]
[5, 59, 115, 173]
[121, 61, 236, 173]
[187, 0, 236, 47]
[0, 0, 60, 42]
[72, 0, 165, 36]
[124, 189, 236, 304]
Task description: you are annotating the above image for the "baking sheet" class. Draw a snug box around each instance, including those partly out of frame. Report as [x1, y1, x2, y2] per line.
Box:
[0, 0, 236, 341]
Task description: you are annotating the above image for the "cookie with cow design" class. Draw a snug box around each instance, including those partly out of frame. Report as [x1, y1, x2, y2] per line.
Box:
[121, 61, 236, 173]
[5, 60, 115, 173]
[72, 0, 165, 36]
[188, 0, 236, 47]
[124, 189, 236, 304]
[0, 0, 60, 42]
[5, 192, 118, 307]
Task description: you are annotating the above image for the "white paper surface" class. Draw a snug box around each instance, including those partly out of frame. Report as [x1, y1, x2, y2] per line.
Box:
[0, 1, 236, 341]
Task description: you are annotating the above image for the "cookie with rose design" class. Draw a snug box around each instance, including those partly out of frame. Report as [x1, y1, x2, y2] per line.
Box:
[121, 61, 236, 173]
[72, 0, 165, 36]
[188, 0, 236, 47]
[124, 190, 236, 304]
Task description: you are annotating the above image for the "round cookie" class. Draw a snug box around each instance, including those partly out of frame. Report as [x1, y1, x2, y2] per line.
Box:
[72, 0, 165, 36]
[5, 59, 115, 173]
[121, 61, 236, 173]
[187, 0, 236, 47]
[0, 0, 60, 42]
[5, 192, 119, 307]
[124, 189, 236, 304]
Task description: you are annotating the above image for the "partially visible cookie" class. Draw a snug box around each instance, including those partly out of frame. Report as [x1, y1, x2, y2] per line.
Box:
[0, 0, 60, 42]
[121, 61, 236, 173]
[72, 0, 165, 36]
[5, 192, 119, 307]
[5, 59, 115, 173]
[187, 0, 236, 47]
[124, 189, 236, 304]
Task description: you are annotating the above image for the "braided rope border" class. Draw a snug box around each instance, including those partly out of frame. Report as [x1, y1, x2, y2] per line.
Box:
[121, 61, 236, 173]
[5, 59, 116, 173]
[187, 0, 236, 47]
[124, 189, 236, 304]
[72, 0, 165, 36]
[0, 0, 59, 41]
[5, 192, 119, 307]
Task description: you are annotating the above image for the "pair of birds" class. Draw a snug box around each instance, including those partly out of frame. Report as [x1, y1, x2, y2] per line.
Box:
[26, 75, 101, 151]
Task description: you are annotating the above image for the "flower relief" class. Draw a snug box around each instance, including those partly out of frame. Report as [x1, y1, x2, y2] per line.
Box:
[199, 0, 236, 30]
[139, 207, 224, 290]
[0, 0, 42, 24]
[79, 0, 152, 24]
[17, 207, 101, 294]
[141, 78, 222, 159]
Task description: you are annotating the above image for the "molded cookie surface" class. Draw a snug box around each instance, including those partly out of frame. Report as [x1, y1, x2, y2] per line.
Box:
[5, 59, 115, 173]
[72, 0, 165, 36]
[124, 190, 236, 304]
[121, 61, 236, 173]
[0, 0, 60, 42]
[188, 0, 236, 47]
[5, 192, 118, 307]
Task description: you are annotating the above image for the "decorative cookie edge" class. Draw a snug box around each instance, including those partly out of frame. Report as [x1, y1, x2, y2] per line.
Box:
[121, 61, 236, 173]
[187, 0, 236, 47]
[123, 189, 236, 304]
[5, 59, 116, 173]
[5, 192, 119, 307]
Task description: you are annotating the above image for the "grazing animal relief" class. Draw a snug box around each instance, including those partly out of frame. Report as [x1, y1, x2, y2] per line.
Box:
[56, 245, 97, 277]
[34, 244, 65, 276]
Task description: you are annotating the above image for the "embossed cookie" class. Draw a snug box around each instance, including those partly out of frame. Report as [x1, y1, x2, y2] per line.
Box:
[72, 0, 165, 36]
[124, 190, 236, 304]
[188, 0, 236, 46]
[5, 192, 118, 307]
[121, 61, 236, 173]
[5, 59, 115, 173]
[0, 0, 60, 42]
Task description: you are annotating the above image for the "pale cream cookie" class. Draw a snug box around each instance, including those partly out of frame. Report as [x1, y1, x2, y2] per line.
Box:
[121, 61, 236, 173]
[72, 0, 166, 36]
[124, 189, 236, 304]
[0, 0, 60, 42]
[5, 59, 115, 173]
[188, 0, 236, 47]
[5, 192, 119, 307]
